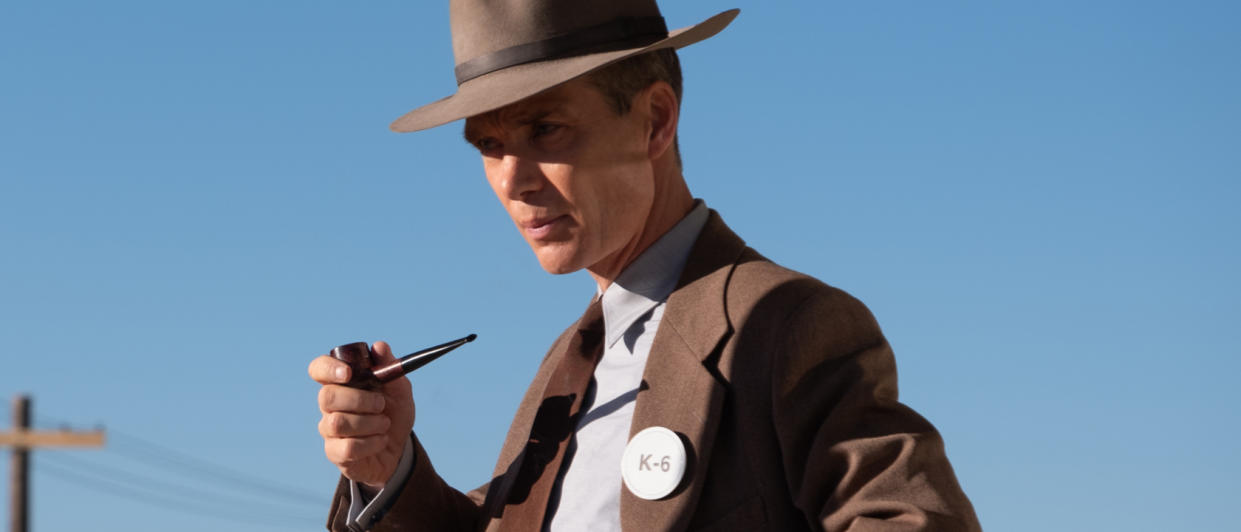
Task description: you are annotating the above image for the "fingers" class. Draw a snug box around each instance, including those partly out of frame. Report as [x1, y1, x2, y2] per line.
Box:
[319, 385, 386, 414]
[319, 412, 391, 438]
[371, 341, 395, 364]
[368, 342, 414, 402]
[323, 434, 387, 465]
[308, 355, 350, 385]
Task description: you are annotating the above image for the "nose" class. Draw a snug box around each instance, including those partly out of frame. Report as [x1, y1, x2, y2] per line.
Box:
[492, 153, 543, 201]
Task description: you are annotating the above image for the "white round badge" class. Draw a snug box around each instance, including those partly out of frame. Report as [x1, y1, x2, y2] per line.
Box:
[621, 426, 687, 500]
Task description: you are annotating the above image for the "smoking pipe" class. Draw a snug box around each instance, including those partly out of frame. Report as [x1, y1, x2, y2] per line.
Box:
[330, 334, 477, 390]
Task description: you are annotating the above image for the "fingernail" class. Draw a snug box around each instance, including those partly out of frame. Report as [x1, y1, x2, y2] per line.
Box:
[335, 367, 348, 382]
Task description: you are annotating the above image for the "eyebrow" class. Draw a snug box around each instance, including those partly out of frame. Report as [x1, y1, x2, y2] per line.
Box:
[462, 106, 561, 146]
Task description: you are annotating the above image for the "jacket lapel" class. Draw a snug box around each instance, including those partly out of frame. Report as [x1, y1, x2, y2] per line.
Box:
[483, 322, 578, 531]
[620, 211, 747, 531]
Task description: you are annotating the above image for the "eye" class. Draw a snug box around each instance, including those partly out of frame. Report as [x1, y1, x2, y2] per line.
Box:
[531, 122, 561, 138]
[474, 137, 501, 154]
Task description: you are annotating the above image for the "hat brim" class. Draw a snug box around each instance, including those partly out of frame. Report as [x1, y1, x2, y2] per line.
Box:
[389, 9, 740, 133]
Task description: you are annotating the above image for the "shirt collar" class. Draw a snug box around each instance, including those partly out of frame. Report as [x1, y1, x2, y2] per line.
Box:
[599, 200, 710, 348]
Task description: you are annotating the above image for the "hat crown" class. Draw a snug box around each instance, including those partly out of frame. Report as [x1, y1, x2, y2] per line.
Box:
[450, 0, 663, 66]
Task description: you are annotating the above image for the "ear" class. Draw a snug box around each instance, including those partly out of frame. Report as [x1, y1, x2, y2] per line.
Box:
[643, 81, 679, 161]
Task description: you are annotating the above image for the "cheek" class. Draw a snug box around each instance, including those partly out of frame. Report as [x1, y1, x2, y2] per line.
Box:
[591, 165, 655, 240]
[582, 134, 653, 203]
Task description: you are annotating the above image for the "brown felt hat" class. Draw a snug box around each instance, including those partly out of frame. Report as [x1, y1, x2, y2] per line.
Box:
[390, 1, 740, 133]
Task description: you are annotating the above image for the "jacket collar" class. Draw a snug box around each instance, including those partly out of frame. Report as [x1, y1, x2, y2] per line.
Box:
[661, 209, 747, 361]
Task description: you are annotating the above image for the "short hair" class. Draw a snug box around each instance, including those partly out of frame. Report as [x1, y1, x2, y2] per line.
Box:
[586, 48, 683, 168]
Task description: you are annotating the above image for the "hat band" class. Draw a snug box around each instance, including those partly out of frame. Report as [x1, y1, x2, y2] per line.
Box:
[454, 16, 669, 85]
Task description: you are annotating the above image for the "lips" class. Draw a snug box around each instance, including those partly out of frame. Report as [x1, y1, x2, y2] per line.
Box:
[522, 214, 569, 239]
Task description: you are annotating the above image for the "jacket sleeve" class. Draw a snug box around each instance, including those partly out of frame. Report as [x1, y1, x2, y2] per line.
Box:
[770, 289, 981, 532]
[326, 433, 487, 532]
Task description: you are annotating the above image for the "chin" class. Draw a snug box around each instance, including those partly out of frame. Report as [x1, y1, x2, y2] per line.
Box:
[537, 258, 585, 275]
[532, 245, 587, 275]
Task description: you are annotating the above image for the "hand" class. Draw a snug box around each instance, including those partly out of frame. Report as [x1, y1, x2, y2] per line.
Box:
[309, 341, 416, 489]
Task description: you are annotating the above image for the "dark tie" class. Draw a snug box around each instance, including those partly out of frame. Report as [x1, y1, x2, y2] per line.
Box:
[498, 297, 605, 531]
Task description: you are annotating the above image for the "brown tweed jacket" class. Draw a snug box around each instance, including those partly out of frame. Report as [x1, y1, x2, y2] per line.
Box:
[328, 211, 981, 531]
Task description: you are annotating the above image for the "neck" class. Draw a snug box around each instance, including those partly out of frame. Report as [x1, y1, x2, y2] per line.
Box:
[588, 172, 693, 292]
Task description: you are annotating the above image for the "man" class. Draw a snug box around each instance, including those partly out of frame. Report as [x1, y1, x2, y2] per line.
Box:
[308, 1, 981, 530]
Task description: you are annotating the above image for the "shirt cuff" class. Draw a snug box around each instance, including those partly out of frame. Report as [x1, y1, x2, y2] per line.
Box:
[346, 436, 415, 531]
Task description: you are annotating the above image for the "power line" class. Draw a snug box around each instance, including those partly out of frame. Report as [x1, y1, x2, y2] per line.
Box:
[39, 451, 320, 513]
[38, 460, 322, 530]
[35, 412, 324, 506]
[104, 429, 325, 505]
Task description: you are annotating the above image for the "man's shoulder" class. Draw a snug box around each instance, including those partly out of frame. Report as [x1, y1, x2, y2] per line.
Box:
[728, 248, 872, 315]
[687, 210, 871, 317]
[723, 247, 883, 346]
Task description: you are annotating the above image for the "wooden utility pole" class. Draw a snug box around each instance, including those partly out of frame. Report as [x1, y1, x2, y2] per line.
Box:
[1, 395, 105, 532]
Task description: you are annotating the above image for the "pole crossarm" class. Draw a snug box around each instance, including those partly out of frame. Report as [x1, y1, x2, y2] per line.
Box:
[0, 430, 106, 448]
[9, 394, 106, 532]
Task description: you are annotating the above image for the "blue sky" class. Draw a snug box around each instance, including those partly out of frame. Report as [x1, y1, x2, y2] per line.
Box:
[2, 1, 1238, 530]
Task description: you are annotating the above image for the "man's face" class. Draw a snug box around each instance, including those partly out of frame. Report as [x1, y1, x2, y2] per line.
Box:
[464, 78, 655, 275]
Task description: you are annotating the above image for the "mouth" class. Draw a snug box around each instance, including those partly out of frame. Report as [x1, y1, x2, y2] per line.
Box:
[522, 215, 570, 240]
